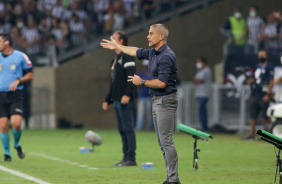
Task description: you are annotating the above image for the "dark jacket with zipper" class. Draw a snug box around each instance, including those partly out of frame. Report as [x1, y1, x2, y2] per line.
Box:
[105, 52, 137, 104]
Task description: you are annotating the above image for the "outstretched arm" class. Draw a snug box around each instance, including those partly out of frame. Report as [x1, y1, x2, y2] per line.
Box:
[100, 36, 139, 57]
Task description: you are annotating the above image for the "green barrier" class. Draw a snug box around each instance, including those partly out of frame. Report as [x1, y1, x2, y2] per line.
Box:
[176, 123, 213, 140]
[256, 129, 282, 145]
[256, 129, 282, 183]
[176, 123, 213, 170]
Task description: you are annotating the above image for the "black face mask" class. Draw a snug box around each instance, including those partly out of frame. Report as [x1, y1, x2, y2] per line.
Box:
[259, 57, 267, 63]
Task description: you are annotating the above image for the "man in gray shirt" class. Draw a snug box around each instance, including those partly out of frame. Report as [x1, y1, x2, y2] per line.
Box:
[193, 57, 212, 132]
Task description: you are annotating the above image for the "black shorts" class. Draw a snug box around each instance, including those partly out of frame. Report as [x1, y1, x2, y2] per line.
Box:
[249, 96, 269, 119]
[0, 91, 23, 118]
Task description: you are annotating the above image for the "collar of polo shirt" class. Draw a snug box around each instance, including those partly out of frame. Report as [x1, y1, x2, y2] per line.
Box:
[155, 43, 167, 55]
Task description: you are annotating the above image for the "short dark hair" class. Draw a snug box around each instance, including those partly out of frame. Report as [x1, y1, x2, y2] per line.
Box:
[115, 31, 128, 46]
[250, 5, 259, 12]
[0, 33, 13, 46]
[199, 57, 208, 64]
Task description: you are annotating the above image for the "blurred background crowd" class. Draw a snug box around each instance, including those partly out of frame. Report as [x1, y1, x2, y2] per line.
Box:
[0, 0, 191, 66]
[220, 6, 282, 56]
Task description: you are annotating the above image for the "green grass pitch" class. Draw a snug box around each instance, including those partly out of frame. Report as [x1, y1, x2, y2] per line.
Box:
[0, 129, 277, 184]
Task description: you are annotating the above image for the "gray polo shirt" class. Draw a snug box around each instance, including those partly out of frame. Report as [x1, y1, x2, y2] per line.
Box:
[194, 66, 212, 98]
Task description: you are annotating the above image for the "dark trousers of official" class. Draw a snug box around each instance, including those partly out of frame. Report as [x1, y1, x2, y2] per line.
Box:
[197, 97, 209, 132]
[152, 93, 179, 183]
[113, 100, 136, 161]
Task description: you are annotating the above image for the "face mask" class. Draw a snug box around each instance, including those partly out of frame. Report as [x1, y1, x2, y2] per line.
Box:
[196, 62, 202, 69]
[259, 57, 267, 63]
[17, 22, 23, 28]
[234, 12, 242, 19]
[249, 11, 256, 17]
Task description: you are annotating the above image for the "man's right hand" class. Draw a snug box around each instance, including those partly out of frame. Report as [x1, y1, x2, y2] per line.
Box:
[100, 36, 118, 50]
[102, 102, 110, 111]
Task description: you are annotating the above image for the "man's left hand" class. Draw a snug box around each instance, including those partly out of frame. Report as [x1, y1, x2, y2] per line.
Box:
[9, 79, 20, 91]
[128, 74, 142, 86]
[121, 95, 130, 104]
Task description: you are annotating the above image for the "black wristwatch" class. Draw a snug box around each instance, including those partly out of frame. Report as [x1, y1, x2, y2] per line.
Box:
[141, 79, 146, 86]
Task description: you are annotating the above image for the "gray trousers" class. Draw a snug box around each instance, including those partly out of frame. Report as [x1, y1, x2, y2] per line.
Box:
[152, 92, 179, 182]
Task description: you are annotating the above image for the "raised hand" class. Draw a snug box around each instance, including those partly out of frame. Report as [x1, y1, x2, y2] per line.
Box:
[100, 36, 118, 50]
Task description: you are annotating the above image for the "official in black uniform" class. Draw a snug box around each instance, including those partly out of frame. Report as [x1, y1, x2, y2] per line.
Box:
[102, 31, 138, 166]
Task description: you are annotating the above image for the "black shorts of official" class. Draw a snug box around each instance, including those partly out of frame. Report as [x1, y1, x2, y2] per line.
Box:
[0, 90, 23, 118]
[249, 96, 269, 119]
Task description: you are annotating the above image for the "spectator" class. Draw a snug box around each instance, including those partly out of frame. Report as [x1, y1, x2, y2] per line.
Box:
[273, 55, 282, 103]
[11, 26, 24, 51]
[243, 50, 274, 140]
[21, 0, 44, 25]
[5, 2, 17, 26]
[69, 13, 87, 47]
[0, 2, 4, 19]
[59, 20, 72, 51]
[123, 0, 136, 26]
[220, 7, 248, 46]
[246, 6, 265, 54]
[21, 17, 43, 65]
[52, 0, 67, 20]
[113, 0, 126, 31]
[273, 11, 282, 22]
[140, 0, 160, 20]
[13, 4, 24, 25]
[50, 17, 67, 53]
[135, 59, 153, 131]
[0, 18, 12, 34]
[104, 1, 126, 34]
[37, 0, 57, 12]
[258, 13, 281, 54]
[92, 0, 109, 35]
[71, 0, 89, 22]
[38, 17, 51, 40]
[193, 57, 212, 132]
[103, 6, 114, 35]
[15, 18, 26, 33]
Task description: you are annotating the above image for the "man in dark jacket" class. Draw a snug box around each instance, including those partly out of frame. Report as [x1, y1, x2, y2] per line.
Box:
[102, 31, 137, 166]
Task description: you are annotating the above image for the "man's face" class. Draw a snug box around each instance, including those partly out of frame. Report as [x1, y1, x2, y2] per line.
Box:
[147, 27, 162, 48]
[112, 33, 123, 45]
[0, 37, 7, 52]
[258, 51, 267, 59]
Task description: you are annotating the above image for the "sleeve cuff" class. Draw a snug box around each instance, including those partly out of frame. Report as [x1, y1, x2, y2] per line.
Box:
[158, 75, 169, 85]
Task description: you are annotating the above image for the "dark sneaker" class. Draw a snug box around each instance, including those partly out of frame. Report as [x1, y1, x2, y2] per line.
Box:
[15, 146, 25, 159]
[120, 160, 137, 166]
[163, 181, 181, 184]
[2, 154, 11, 162]
[113, 160, 125, 166]
[163, 181, 168, 184]
[242, 135, 255, 140]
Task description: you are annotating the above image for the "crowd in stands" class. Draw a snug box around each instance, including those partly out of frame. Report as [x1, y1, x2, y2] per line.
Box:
[220, 6, 282, 56]
[0, 0, 191, 65]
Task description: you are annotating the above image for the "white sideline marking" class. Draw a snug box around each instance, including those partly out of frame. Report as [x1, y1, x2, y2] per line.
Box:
[30, 152, 99, 170]
[0, 165, 52, 184]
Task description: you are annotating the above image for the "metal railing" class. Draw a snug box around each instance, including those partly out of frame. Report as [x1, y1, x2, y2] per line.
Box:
[177, 82, 257, 133]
